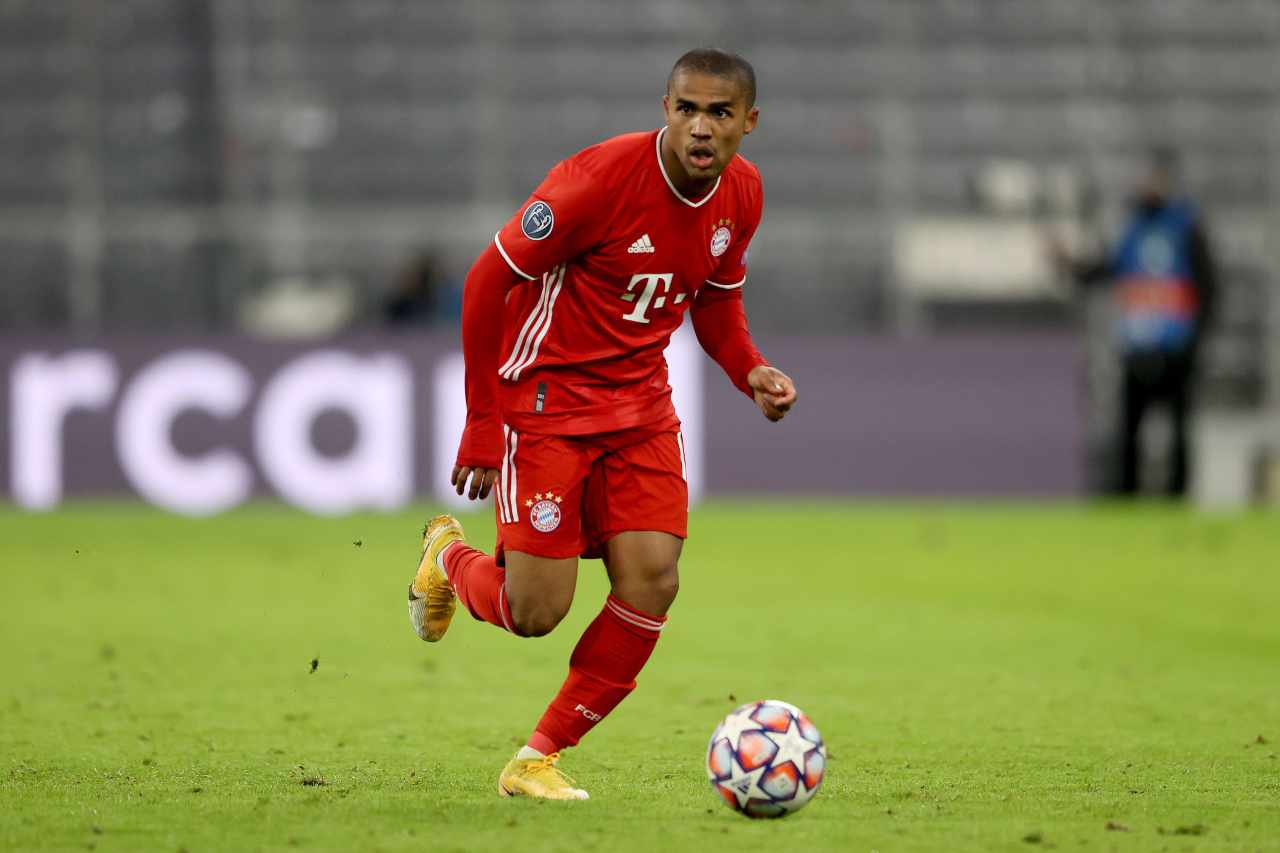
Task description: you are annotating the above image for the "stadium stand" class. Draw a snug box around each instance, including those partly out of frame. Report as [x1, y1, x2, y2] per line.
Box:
[0, 0, 1275, 422]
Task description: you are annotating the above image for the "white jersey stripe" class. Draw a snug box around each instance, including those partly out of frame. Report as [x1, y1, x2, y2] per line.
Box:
[493, 233, 536, 280]
[705, 275, 746, 290]
[501, 264, 562, 379]
[508, 264, 565, 380]
[498, 269, 551, 377]
[498, 425, 512, 523]
[509, 262, 565, 376]
[499, 266, 555, 378]
[507, 428, 519, 523]
[676, 432, 687, 482]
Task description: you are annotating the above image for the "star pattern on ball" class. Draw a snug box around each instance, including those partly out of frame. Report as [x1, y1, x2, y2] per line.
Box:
[764, 718, 818, 777]
[720, 760, 769, 810]
[714, 707, 764, 752]
[706, 701, 826, 817]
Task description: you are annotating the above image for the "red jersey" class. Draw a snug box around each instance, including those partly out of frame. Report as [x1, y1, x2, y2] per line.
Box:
[490, 128, 764, 436]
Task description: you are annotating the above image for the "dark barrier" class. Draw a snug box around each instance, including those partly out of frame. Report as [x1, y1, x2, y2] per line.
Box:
[0, 332, 1082, 513]
[704, 335, 1085, 497]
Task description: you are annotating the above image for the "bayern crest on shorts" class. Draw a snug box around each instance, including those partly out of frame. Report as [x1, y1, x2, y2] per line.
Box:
[526, 492, 563, 532]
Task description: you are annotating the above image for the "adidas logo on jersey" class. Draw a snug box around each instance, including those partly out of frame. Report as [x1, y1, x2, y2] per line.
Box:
[627, 234, 656, 254]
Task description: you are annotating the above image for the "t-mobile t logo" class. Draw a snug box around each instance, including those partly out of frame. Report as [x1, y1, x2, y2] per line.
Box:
[574, 703, 602, 722]
[620, 273, 685, 324]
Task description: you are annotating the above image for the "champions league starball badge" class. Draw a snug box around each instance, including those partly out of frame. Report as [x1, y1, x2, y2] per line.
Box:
[521, 201, 555, 240]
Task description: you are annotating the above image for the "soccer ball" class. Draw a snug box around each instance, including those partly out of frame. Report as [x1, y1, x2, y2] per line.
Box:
[705, 699, 826, 818]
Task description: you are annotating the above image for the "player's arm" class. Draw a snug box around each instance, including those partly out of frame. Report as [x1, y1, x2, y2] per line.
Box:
[453, 244, 525, 500]
[454, 157, 604, 499]
[691, 285, 796, 422]
[692, 181, 796, 423]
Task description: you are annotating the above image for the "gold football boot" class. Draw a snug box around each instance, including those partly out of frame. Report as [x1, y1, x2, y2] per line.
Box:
[406, 514, 465, 642]
[497, 752, 589, 800]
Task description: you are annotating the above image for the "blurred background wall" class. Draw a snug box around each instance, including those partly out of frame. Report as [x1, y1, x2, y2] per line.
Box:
[2, 0, 1278, 504]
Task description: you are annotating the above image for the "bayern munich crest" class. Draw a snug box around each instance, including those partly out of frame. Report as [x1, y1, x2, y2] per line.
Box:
[525, 492, 564, 533]
[710, 220, 732, 257]
[521, 201, 554, 241]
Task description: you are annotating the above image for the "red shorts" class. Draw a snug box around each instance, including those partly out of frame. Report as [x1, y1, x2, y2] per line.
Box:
[493, 424, 689, 562]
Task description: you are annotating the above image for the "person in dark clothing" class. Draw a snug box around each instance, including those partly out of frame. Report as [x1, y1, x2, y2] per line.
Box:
[384, 251, 448, 326]
[1047, 148, 1217, 497]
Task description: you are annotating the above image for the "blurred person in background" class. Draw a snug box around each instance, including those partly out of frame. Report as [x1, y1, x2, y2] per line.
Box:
[383, 250, 460, 327]
[1047, 147, 1217, 497]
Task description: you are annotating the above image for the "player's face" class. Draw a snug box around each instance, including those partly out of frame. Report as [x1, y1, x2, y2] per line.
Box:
[662, 71, 758, 185]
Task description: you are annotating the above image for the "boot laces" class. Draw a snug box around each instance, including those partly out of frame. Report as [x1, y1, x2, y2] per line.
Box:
[529, 752, 578, 788]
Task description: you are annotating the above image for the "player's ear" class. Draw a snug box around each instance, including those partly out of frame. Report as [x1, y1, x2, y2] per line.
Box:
[662, 92, 671, 118]
[743, 106, 759, 135]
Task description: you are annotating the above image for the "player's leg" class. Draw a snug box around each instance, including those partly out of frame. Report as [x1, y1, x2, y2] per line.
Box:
[421, 546, 592, 801]
[436, 540, 576, 636]
[408, 428, 590, 640]
[479, 430, 601, 799]
[520, 532, 680, 758]
[507, 552, 581, 635]
[602, 531, 682, 615]
[519, 429, 687, 766]
[492, 542, 600, 799]
[499, 534, 679, 801]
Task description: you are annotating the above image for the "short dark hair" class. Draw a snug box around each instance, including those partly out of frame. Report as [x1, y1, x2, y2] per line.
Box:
[667, 48, 757, 107]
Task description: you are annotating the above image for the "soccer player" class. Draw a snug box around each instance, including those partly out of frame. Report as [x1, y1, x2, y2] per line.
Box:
[407, 48, 797, 800]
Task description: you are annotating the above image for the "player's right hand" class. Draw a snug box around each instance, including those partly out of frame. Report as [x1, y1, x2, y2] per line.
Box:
[451, 466, 500, 500]
[748, 365, 797, 422]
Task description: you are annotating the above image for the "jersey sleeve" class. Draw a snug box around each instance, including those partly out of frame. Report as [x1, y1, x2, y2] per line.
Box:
[705, 178, 763, 290]
[494, 157, 604, 280]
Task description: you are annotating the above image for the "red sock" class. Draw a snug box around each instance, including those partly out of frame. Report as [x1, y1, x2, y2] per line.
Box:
[443, 543, 518, 634]
[530, 595, 666, 752]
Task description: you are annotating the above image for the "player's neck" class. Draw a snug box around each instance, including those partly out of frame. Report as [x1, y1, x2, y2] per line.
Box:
[659, 135, 715, 200]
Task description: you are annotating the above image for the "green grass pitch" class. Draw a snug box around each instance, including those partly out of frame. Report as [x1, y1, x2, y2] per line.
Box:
[1, 502, 1277, 852]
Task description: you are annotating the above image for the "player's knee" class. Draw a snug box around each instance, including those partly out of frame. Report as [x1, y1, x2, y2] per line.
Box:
[614, 562, 679, 615]
[510, 598, 570, 638]
[651, 563, 679, 609]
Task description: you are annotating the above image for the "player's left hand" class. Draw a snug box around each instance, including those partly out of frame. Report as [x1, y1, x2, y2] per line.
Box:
[451, 465, 499, 500]
[747, 365, 797, 422]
